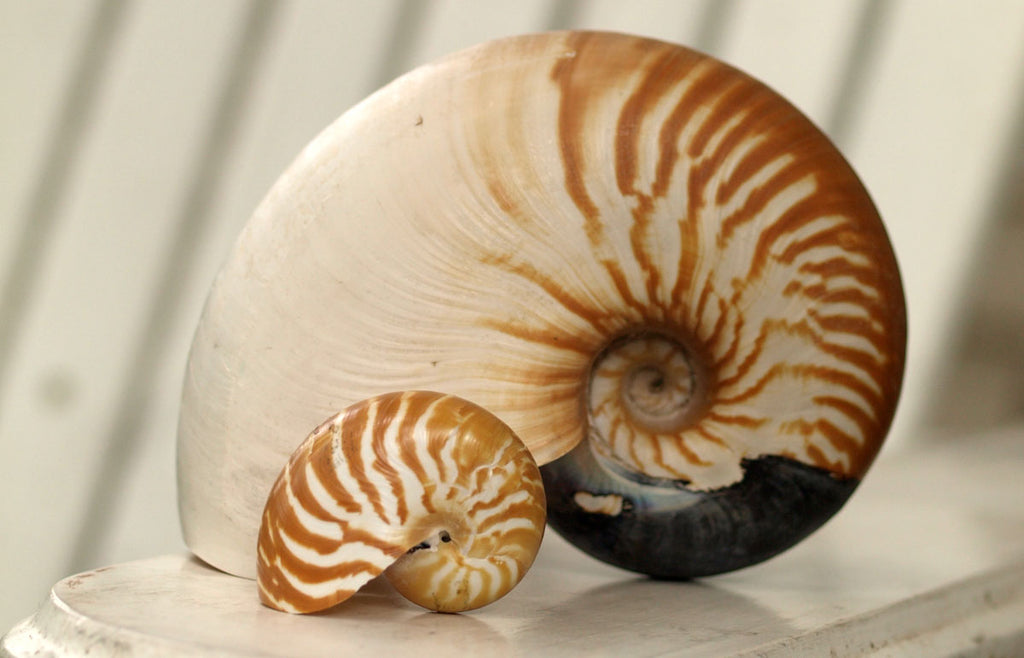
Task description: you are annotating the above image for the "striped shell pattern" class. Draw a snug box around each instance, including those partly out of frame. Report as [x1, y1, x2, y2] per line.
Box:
[178, 31, 906, 600]
[257, 391, 546, 613]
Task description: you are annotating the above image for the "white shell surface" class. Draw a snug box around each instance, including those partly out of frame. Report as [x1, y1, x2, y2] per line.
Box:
[178, 31, 904, 578]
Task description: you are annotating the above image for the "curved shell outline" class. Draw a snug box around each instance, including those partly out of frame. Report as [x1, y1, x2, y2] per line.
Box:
[178, 31, 906, 578]
[257, 391, 546, 613]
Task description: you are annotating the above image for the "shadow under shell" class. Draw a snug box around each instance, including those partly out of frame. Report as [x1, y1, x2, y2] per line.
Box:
[540, 441, 859, 578]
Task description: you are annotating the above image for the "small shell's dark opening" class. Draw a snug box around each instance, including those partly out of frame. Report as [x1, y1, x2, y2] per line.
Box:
[588, 332, 707, 436]
[407, 530, 453, 553]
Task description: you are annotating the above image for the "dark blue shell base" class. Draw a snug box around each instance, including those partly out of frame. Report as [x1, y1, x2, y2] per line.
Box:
[540, 442, 859, 579]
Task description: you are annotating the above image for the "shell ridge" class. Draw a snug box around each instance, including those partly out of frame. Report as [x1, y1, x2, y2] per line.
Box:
[549, 31, 604, 243]
[280, 468, 344, 546]
[343, 400, 395, 526]
[309, 422, 362, 514]
[715, 150, 794, 247]
[372, 393, 413, 525]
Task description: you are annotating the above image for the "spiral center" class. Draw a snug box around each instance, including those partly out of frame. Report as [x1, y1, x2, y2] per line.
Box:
[587, 333, 706, 471]
[624, 364, 693, 421]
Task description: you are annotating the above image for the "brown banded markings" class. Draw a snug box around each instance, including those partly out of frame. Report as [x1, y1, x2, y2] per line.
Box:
[543, 33, 903, 485]
[257, 392, 545, 613]
[357, 31, 903, 490]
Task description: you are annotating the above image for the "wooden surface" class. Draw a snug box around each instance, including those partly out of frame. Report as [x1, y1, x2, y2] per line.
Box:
[4, 426, 1024, 656]
[4, 0, 1024, 635]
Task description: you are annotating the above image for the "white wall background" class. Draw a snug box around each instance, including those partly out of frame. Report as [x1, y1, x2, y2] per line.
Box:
[3, 0, 1024, 631]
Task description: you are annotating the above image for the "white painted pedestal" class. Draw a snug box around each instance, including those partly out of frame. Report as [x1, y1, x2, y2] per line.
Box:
[4, 428, 1024, 656]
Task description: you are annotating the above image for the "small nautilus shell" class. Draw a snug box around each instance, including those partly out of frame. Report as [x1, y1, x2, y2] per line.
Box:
[177, 31, 905, 582]
[257, 391, 546, 613]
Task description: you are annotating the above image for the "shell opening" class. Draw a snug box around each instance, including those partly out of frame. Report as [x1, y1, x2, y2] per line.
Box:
[407, 530, 453, 553]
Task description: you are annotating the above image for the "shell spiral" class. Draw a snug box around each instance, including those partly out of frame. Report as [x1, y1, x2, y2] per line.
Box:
[178, 31, 906, 579]
[257, 391, 546, 613]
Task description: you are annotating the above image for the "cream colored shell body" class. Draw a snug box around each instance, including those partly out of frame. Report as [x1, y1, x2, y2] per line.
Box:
[178, 31, 905, 579]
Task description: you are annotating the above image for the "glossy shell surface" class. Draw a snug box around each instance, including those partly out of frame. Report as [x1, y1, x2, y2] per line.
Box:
[258, 391, 546, 613]
[177, 31, 906, 578]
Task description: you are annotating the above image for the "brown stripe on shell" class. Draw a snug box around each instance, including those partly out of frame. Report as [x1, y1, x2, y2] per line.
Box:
[339, 402, 393, 526]
[550, 31, 608, 245]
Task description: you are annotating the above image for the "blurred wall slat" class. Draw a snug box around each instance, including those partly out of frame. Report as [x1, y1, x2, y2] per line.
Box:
[843, 1, 1024, 444]
[0, 0, 255, 627]
[3, 0, 1023, 632]
[0, 0, 103, 301]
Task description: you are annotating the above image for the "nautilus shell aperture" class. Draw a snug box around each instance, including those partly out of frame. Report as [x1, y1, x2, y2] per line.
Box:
[257, 391, 545, 613]
[177, 31, 906, 581]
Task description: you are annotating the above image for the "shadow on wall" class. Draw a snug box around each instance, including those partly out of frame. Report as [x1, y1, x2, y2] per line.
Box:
[924, 64, 1024, 436]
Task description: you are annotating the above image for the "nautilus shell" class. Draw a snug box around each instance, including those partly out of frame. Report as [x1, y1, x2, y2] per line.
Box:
[178, 31, 905, 584]
[257, 391, 545, 613]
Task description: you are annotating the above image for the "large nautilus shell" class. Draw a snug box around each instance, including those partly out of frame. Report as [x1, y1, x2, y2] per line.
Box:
[178, 31, 905, 588]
